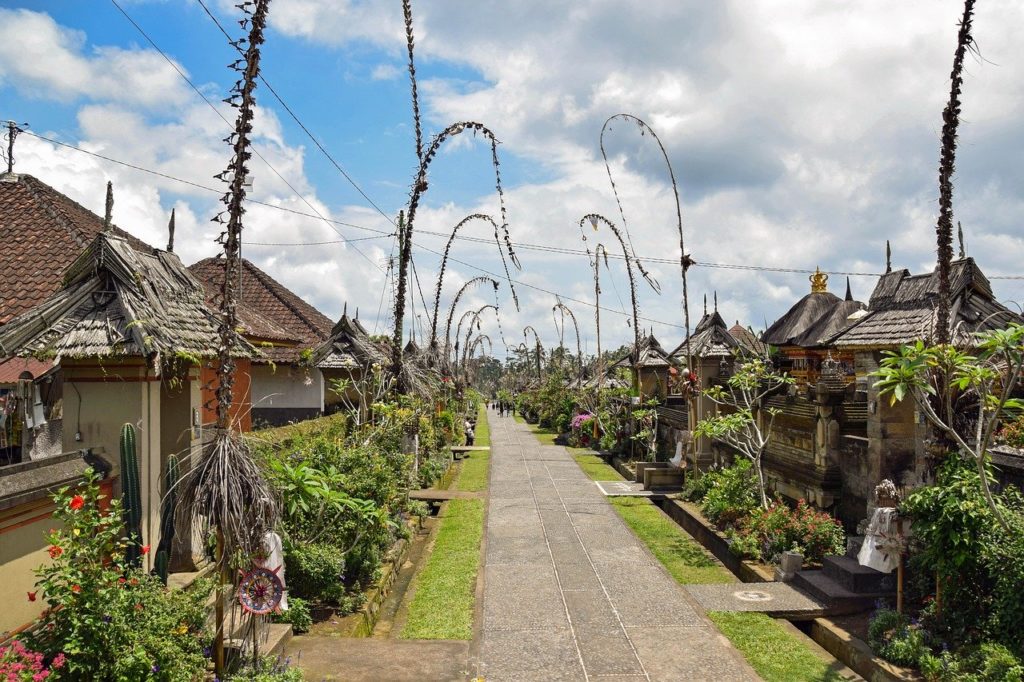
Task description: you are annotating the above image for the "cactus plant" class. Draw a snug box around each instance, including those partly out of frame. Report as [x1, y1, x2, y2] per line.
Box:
[119, 423, 143, 566]
[154, 454, 179, 584]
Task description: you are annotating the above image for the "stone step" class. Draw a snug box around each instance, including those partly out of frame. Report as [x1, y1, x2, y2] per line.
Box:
[823, 555, 896, 594]
[792, 569, 893, 615]
[643, 466, 684, 491]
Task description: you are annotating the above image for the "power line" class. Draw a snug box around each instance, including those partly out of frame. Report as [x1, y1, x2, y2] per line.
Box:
[20, 127, 1024, 283]
[193, 0, 396, 226]
[107, 0, 386, 274]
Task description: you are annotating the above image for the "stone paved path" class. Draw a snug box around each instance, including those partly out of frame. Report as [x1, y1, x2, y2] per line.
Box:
[477, 410, 759, 681]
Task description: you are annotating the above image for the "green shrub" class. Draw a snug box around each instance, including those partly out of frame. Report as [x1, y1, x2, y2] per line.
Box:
[681, 466, 719, 503]
[739, 499, 845, 564]
[699, 459, 759, 527]
[919, 644, 1024, 682]
[27, 471, 213, 681]
[726, 529, 762, 561]
[869, 609, 928, 667]
[272, 596, 312, 634]
[285, 543, 344, 601]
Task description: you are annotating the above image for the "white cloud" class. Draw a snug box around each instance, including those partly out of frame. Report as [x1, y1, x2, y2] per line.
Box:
[0, 8, 195, 108]
[6, 1, 1024, 357]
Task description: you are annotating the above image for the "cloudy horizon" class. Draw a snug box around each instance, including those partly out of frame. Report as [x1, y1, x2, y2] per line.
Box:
[1, 0, 1022, 358]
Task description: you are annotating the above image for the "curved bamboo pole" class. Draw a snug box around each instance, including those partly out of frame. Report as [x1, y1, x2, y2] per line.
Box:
[443, 276, 499, 366]
[430, 213, 519, 348]
[523, 325, 543, 380]
[600, 113, 694, 374]
[578, 213, 646, 379]
[553, 301, 583, 380]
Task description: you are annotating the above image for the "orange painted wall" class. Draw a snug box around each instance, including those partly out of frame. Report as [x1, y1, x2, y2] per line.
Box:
[200, 359, 253, 432]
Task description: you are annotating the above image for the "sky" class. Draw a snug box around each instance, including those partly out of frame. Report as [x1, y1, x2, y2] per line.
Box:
[1, 0, 1022, 359]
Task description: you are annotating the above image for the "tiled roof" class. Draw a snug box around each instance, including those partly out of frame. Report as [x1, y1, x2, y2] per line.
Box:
[830, 259, 1020, 348]
[0, 357, 54, 384]
[0, 173, 152, 325]
[729, 323, 769, 357]
[189, 258, 334, 364]
[0, 233, 252, 361]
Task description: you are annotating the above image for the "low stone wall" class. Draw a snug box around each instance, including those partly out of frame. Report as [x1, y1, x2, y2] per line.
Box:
[810, 619, 922, 682]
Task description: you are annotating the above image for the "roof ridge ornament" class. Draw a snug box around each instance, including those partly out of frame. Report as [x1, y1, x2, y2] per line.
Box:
[810, 266, 828, 293]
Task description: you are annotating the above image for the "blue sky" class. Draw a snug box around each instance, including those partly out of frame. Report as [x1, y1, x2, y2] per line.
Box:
[1, 0, 1023, 356]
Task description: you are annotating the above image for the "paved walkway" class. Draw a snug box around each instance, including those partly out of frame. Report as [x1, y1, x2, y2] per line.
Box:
[477, 410, 758, 681]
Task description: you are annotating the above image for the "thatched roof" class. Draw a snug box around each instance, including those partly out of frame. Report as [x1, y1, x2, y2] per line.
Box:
[830, 258, 1020, 349]
[189, 257, 333, 365]
[611, 333, 674, 369]
[313, 311, 388, 370]
[762, 274, 865, 349]
[0, 232, 253, 362]
[670, 310, 738, 361]
[1, 173, 154, 325]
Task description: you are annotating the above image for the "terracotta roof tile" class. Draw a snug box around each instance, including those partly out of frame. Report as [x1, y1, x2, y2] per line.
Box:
[0, 173, 152, 325]
[189, 258, 334, 364]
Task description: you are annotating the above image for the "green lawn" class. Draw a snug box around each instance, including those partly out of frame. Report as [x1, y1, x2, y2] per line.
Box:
[572, 453, 622, 481]
[455, 404, 490, 492]
[610, 497, 734, 585]
[708, 612, 845, 682]
[400, 498, 484, 639]
[520, 429, 846, 682]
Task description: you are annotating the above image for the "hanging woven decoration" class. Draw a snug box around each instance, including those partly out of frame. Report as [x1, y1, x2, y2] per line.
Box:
[237, 565, 284, 616]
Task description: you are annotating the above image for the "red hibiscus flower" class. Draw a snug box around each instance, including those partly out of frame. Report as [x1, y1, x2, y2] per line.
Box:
[71, 585, 81, 594]
[141, 544, 151, 555]
[48, 545, 63, 559]
[27, 591, 37, 601]
[69, 495, 85, 510]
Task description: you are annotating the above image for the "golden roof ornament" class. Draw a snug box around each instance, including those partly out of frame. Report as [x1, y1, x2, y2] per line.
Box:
[810, 267, 828, 293]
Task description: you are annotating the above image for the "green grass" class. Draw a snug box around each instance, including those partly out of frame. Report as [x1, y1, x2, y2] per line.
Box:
[572, 453, 622, 481]
[400, 498, 484, 639]
[708, 612, 845, 682]
[455, 405, 490, 492]
[610, 497, 734, 585]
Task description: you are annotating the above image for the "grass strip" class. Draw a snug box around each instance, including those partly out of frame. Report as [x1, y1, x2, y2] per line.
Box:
[572, 453, 622, 481]
[455, 405, 490, 492]
[400, 498, 484, 639]
[610, 497, 734, 585]
[708, 612, 845, 682]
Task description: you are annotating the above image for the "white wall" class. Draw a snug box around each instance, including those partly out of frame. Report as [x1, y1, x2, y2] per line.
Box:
[250, 364, 323, 411]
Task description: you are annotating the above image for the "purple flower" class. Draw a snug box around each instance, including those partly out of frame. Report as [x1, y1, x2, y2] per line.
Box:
[152, 664, 159, 672]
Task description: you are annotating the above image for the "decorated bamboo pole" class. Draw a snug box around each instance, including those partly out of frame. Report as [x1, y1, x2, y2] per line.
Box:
[553, 301, 583, 381]
[178, 3, 280, 673]
[578, 213, 649, 391]
[592, 243, 609, 391]
[523, 326, 543, 380]
[933, 0, 975, 345]
[429, 213, 520, 350]
[392, 1, 511, 386]
[443, 277, 499, 370]
[599, 114, 694, 371]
